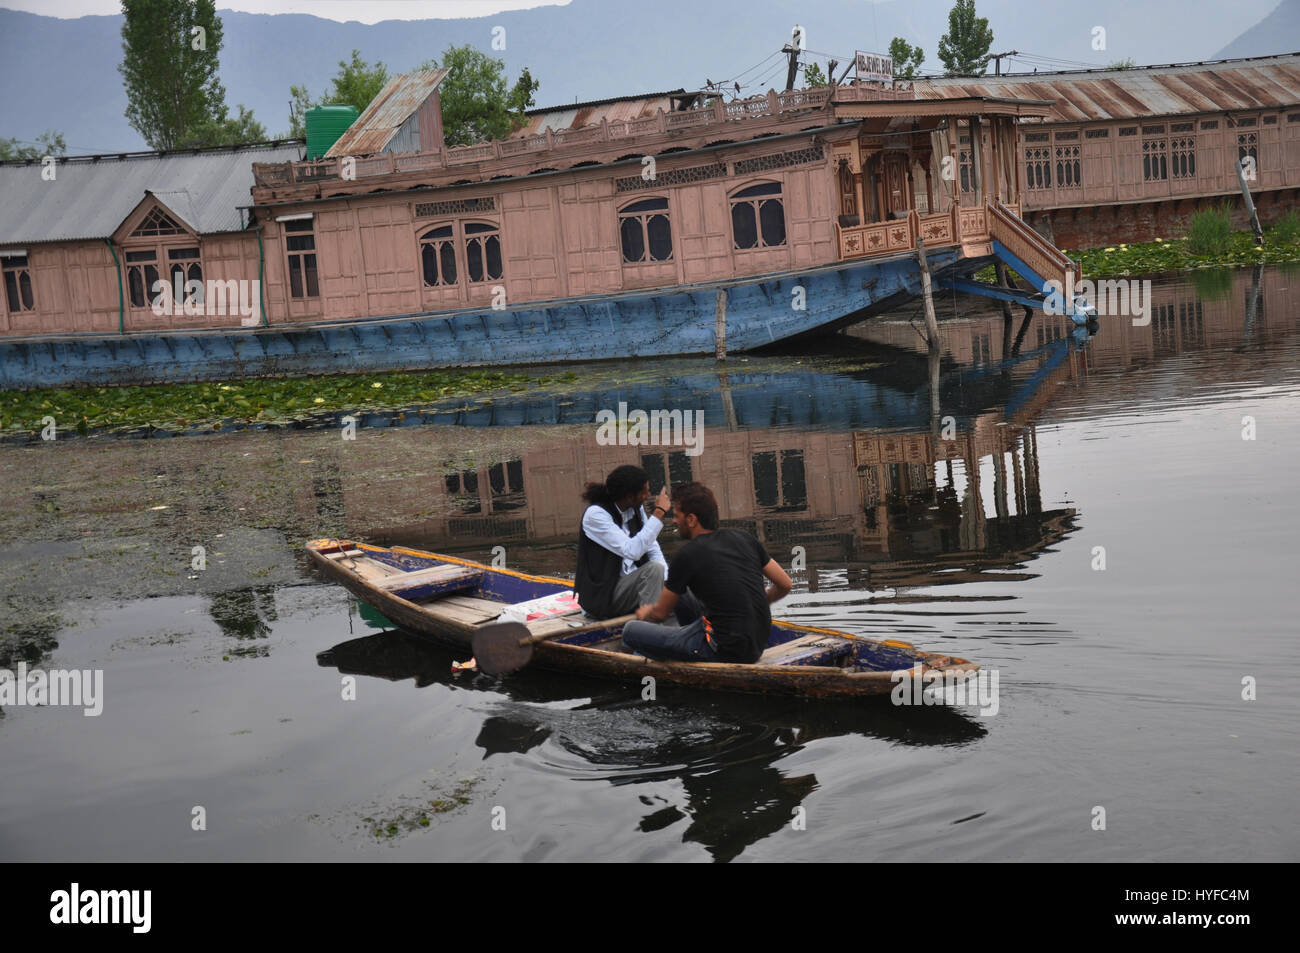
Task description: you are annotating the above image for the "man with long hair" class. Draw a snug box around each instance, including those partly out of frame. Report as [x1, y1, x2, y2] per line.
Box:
[574, 464, 670, 618]
[622, 481, 792, 663]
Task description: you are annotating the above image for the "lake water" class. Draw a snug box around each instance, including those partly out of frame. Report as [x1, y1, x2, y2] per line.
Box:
[2, 265, 1297, 861]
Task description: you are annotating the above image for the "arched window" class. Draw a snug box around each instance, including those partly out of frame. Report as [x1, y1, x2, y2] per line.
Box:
[1, 254, 35, 313]
[618, 197, 673, 263]
[167, 247, 203, 306]
[463, 222, 503, 283]
[419, 224, 457, 287]
[730, 182, 785, 250]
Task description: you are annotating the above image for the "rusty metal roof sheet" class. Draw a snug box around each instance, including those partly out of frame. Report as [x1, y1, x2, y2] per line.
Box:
[326, 68, 449, 157]
[912, 52, 1300, 122]
[516, 91, 686, 136]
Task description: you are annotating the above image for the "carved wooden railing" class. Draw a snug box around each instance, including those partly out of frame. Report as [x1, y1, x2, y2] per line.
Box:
[256, 86, 841, 188]
[837, 208, 958, 261]
[985, 199, 1076, 288]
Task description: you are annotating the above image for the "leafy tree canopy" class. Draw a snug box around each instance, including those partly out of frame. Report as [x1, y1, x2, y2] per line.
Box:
[0, 131, 66, 161]
[937, 0, 994, 76]
[889, 38, 926, 79]
[420, 46, 540, 147]
[289, 50, 390, 138]
[119, 0, 263, 149]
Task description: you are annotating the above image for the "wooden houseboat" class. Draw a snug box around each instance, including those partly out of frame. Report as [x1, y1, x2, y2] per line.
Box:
[0, 71, 1091, 389]
[913, 52, 1300, 247]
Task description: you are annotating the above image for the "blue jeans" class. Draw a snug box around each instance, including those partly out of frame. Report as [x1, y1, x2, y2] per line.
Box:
[621, 591, 720, 663]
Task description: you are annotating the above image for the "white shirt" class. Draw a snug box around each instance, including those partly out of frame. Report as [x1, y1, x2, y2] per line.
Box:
[582, 503, 668, 576]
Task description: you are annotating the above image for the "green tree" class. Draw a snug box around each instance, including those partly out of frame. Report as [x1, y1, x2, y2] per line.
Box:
[937, 0, 994, 76]
[420, 45, 540, 146]
[1108, 58, 1136, 69]
[288, 50, 390, 137]
[120, 0, 252, 150]
[0, 131, 66, 161]
[802, 62, 828, 87]
[889, 37, 926, 79]
[184, 104, 268, 147]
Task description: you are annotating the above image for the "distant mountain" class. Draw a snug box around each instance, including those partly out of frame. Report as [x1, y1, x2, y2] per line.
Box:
[1215, 0, 1300, 57]
[0, 0, 1279, 155]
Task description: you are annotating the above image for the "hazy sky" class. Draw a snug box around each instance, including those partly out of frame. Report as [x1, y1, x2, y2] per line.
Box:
[3, 1, 570, 21]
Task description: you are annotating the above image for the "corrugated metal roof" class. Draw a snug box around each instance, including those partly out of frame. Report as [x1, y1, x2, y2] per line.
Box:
[913, 52, 1300, 122]
[0, 142, 303, 245]
[326, 68, 449, 157]
[516, 91, 686, 136]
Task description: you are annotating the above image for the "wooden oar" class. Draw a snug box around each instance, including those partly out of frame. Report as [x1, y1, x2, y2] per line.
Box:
[472, 615, 635, 676]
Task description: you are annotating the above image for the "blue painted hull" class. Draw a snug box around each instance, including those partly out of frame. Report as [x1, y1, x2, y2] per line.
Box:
[0, 251, 961, 390]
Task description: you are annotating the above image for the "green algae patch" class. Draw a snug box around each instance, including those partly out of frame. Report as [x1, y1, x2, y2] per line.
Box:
[974, 226, 1300, 283]
[365, 777, 483, 840]
[0, 369, 578, 438]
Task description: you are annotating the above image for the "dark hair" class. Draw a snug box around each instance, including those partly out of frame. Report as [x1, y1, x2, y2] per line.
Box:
[582, 464, 649, 506]
[671, 481, 719, 530]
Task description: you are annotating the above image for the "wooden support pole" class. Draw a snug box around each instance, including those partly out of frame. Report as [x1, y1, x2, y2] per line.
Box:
[915, 234, 940, 355]
[715, 288, 728, 361]
[1236, 159, 1265, 244]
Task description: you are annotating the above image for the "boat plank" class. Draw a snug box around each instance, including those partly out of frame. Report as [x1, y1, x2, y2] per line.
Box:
[759, 633, 853, 665]
[374, 565, 480, 591]
[426, 595, 503, 625]
[346, 558, 406, 582]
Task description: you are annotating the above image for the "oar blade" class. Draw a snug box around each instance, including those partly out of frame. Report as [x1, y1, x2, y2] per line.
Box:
[471, 622, 534, 676]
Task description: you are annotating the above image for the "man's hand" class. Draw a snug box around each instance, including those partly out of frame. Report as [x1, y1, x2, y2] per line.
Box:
[652, 485, 671, 516]
[635, 604, 655, 621]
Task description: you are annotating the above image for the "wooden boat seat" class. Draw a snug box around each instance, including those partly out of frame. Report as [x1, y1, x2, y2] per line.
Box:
[431, 594, 506, 624]
[759, 633, 855, 666]
[374, 564, 483, 599]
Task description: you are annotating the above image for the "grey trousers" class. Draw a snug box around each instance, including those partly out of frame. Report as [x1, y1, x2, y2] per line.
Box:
[609, 561, 666, 615]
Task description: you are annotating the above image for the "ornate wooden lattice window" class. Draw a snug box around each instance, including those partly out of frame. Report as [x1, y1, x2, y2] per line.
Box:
[1025, 146, 1052, 189]
[166, 246, 203, 307]
[132, 207, 186, 237]
[618, 197, 673, 263]
[1170, 136, 1196, 178]
[1, 254, 35, 313]
[837, 160, 857, 217]
[419, 224, 458, 287]
[126, 249, 160, 309]
[730, 182, 786, 250]
[1237, 131, 1258, 167]
[1055, 145, 1081, 187]
[1143, 138, 1168, 181]
[284, 218, 319, 299]
[463, 222, 503, 283]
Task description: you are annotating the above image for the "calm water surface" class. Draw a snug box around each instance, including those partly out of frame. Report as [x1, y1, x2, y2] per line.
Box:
[1, 266, 1297, 861]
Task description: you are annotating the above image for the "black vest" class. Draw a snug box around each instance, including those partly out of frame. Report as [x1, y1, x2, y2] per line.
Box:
[575, 502, 649, 618]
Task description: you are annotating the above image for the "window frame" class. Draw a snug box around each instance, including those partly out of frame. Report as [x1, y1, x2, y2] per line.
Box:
[418, 223, 459, 288]
[618, 196, 674, 264]
[282, 217, 320, 300]
[1, 253, 36, 315]
[461, 220, 504, 284]
[729, 181, 786, 251]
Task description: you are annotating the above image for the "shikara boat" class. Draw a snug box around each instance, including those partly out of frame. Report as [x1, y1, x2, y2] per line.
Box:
[306, 538, 978, 699]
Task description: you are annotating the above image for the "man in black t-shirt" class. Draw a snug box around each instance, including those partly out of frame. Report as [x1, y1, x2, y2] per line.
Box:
[622, 482, 792, 664]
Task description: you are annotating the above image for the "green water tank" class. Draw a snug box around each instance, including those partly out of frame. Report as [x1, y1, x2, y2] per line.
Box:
[305, 104, 359, 159]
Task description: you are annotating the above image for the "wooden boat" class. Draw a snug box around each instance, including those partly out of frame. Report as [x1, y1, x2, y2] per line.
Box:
[305, 538, 978, 699]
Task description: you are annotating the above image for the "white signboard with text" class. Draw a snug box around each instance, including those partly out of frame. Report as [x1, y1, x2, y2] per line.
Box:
[854, 50, 894, 83]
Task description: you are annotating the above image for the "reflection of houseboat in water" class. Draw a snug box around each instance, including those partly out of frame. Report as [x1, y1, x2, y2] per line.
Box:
[0, 72, 1090, 388]
[335, 333, 1083, 585]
